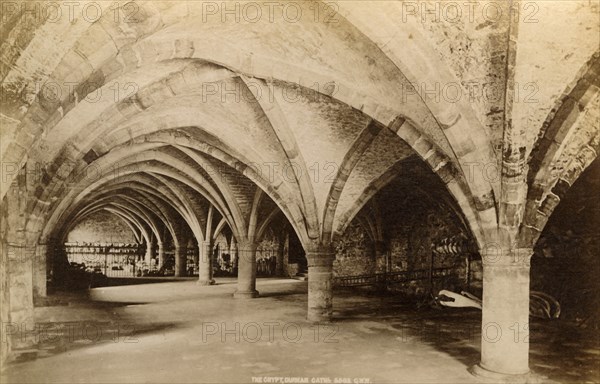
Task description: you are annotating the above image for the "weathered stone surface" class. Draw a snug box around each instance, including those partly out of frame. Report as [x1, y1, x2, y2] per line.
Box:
[0, 2, 598, 378]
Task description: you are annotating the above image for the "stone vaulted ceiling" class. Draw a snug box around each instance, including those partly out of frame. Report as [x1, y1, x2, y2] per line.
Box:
[0, 0, 599, 250]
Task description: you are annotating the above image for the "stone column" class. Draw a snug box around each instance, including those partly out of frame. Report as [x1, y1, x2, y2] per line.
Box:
[198, 241, 215, 285]
[283, 233, 290, 277]
[306, 245, 335, 322]
[144, 239, 153, 264]
[33, 243, 48, 298]
[230, 240, 238, 271]
[157, 243, 165, 268]
[193, 243, 199, 271]
[472, 247, 533, 381]
[0, 234, 9, 367]
[5, 244, 35, 351]
[373, 240, 387, 291]
[2, 163, 36, 359]
[276, 236, 285, 277]
[174, 246, 186, 277]
[234, 240, 258, 298]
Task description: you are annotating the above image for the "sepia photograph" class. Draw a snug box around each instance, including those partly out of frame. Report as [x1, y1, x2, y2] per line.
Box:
[0, 1, 599, 383]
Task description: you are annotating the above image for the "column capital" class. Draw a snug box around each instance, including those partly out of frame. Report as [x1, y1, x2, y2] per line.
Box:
[305, 244, 335, 267]
[237, 240, 258, 253]
[479, 247, 533, 268]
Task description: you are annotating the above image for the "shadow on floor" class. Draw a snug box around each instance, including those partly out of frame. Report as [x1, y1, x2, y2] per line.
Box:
[334, 290, 481, 368]
[94, 276, 197, 287]
[8, 281, 599, 384]
[11, 321, 181, 364]
[334, 287, 599, 383]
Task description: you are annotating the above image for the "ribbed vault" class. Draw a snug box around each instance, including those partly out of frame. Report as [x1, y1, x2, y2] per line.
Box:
[1, 1, 599, 378]
[0, 0, 596, 277]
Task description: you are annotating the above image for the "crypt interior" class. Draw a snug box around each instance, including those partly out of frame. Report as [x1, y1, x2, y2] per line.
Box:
[0, 1, 599, 383]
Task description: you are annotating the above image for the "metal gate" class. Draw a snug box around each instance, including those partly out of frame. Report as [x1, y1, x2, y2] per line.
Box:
[64, 243, 145, 277]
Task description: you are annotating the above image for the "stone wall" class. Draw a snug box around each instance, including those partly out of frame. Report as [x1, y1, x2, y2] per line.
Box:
[333, 221, 379, 277]
[0, 167, 36, 366]
[1, 195, 10, 366]
[257, 229, 278, 260]
[213, 232, 229, 256]
[385, 202, 471, 297]
[67, 212, 136, 244]
[331, 198, 476, 297]
[532, 231, 599, 327]
[331, 159, 479, 297]
[531, 158, 600, 327]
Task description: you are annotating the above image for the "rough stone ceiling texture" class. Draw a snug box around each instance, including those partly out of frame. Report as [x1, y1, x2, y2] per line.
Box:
[513, 1, 600, 157]
[549, 93, 600, 183]
[1, 0, 598, 248]
[333, 130, 415, 233]
[416, 0, 511, 154]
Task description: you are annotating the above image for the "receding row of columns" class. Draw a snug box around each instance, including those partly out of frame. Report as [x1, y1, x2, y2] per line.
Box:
[229, 243, 534, 382]
[230, 241, 335, 324]
[139, 236, 246, 284]
[139, 239, 214, 282]
[33, 237, 533, 382]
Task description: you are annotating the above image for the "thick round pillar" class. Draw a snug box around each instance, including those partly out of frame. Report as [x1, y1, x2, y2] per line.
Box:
[145, 240, 153, 264]
[275, 238, 285, 277]
[472, 247, 533, 382]
[234, 241, 258, 298]
[230, 241, 238, 271]
[174, 246, 186, 277]
[306, 247, 335, 323]
[193, 244, 199, 269]
[198, 241, 215, 285]
[33, 243, 48, 298]
[157, 243, 165, 268]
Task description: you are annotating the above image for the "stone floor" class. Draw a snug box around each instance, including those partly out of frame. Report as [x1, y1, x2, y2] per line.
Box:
[1, 278, 598, 383]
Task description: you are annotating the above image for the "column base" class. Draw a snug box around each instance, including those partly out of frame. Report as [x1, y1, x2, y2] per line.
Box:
[306, 246, 335, 324]
[307, 312, 332, 323]
[470, 364, 539, 383]
[233, 290, 259, 299]
[197, 279, 215, 286]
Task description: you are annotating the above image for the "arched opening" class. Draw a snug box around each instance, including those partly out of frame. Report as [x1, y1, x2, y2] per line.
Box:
[525, 158, 600, 382]
[532, 158, 600, 317]
[333, 155, 477, 296]
[0, 1, 597, 382]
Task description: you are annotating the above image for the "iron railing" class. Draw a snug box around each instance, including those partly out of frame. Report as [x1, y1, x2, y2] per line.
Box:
[64, 243, 146, 277]
[334, 267, 460, 287]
